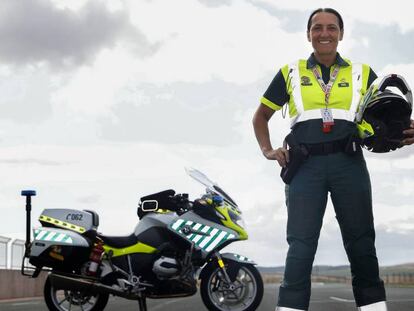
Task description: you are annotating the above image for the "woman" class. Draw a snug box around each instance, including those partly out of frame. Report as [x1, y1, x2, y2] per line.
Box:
[253, 8, 414, 311]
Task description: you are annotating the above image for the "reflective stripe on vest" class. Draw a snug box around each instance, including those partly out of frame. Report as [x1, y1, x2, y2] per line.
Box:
[287, 61, 363, 128]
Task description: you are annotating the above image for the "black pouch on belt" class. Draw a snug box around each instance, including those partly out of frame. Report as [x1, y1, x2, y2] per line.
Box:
[344, 133, 362, 156]
[280, 133, 309, 184]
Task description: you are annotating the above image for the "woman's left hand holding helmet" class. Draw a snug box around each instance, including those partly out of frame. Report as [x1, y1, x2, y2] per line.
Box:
[402, 119, 414, 145]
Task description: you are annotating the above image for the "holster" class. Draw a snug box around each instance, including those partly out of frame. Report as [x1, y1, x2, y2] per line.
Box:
[280, 134, 309, 184]
[344, 133, 362, 155]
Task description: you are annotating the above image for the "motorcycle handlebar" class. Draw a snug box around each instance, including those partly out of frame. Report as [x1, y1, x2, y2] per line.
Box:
[169, 193, 192, 214]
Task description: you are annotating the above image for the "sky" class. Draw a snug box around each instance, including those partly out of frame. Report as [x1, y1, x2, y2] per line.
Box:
[1, 0, 414, 267]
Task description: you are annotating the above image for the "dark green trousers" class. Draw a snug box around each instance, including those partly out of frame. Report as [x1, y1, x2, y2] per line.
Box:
[277, 151, 385, 310]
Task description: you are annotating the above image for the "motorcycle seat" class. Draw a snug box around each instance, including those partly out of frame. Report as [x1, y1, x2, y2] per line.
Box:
[99, 233, 138, 248]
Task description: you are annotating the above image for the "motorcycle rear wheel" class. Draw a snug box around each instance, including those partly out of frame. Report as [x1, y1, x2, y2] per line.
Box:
[44, 275, 109, 311]
[200, 262, 263, 311]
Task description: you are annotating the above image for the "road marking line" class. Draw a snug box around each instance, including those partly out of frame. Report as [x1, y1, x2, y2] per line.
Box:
[330, 296, 354, 302]
[388, 299, 414, 302]
[150, 298, 179, 310]
[12, 301, 40, 306]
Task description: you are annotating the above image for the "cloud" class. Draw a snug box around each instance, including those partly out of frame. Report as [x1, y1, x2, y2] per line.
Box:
[198, 0, 232, 8]
[314, 222, 414, 266]
[98, 79, 268, 145]
[376, 227, 414, 265]
[127, 0, 309, 84]
[248, 1, 414, 71]
[0, 158, 64, 166]
[77, 195, 101, 204]
[251, 0, 414, 33]
[348, 22, 414, 70]
[248, 0, 308, 33]
[32, 0, 310, 120]
[0, 0, 158, 68]
[0, 69, 54, 123]
[232, 199, 288, 266]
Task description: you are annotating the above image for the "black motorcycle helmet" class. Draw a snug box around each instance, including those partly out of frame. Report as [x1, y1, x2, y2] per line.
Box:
[355, 74, 413, 153]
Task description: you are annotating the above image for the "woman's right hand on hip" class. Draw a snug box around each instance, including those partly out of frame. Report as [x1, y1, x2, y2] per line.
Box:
[263, 147, 290, 167]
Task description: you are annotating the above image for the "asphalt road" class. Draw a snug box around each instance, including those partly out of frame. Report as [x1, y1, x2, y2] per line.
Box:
[1, 283, 414, 311]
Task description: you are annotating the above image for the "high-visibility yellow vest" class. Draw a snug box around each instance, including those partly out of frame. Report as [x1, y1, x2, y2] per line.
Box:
[264, 59, 371, 128]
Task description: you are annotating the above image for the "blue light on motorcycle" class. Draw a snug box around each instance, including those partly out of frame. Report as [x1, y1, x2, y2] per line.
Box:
[212, 195, 223, 204]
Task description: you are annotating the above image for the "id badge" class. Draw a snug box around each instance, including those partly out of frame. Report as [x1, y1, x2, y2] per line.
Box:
[321, 108, 334, 133]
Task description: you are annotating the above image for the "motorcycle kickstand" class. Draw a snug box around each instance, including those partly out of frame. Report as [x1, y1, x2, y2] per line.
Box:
[138, 297, 147, 311]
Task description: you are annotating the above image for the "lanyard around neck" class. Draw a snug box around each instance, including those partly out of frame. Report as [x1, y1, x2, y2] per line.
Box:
[311, 64, 340, 107]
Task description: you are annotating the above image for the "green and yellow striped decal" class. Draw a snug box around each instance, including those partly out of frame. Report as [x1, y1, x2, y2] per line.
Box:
[170, 219, 235, 252]
[39, 215, 86, 234]
[34, 229, 73, 244]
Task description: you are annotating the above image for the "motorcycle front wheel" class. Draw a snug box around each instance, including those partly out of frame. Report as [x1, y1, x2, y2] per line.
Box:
[44, 275, 109, 311]
[200, 261, 264, 311]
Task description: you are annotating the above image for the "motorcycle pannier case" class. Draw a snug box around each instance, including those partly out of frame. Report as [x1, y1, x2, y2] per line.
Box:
[29, 209, 98, 270]
[39, 209, 99, 233]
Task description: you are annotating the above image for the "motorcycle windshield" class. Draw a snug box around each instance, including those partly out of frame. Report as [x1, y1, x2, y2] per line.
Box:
[185, 167, 239, 211]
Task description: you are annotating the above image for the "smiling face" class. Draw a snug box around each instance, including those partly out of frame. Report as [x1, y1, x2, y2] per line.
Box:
[307, 12, 343, 58]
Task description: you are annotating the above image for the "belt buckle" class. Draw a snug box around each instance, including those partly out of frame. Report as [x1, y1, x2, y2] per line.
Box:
[323, 143, 334, 154]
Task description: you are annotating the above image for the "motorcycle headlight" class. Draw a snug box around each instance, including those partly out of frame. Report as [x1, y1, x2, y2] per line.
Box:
[229, 210, 245, 229]
[236, 218, 246, 229]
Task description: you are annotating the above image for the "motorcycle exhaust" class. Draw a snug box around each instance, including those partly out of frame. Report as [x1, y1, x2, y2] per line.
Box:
[49, 273, 139, 299]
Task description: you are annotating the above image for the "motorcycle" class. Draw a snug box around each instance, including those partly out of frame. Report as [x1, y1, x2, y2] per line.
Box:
[21, 168, 264, 311]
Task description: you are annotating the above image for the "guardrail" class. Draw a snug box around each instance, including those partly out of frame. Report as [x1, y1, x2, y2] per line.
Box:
[0, 236, 25, 270]
[0, 235, 47, 300]
[0, 236, 11, 269]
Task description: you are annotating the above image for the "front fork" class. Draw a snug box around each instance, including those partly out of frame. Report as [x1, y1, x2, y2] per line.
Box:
[213, 251, 234, 285]
[214, 251, 230, 278]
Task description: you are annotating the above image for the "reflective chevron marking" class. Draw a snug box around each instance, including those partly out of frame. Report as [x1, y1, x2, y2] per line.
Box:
[205, 231, 228, 252]
[34, 229, 73, 244]
[188, 223, 202, 239]
[170, 219, 235, 252]
[171, 219, 184, 230]
[55, 233, 66, 242]
[198, 228, 219, 248]
[35, 229, 48, 240]
[44, 231, 56, 241]
[191, 225, 210, 244]
[195, 227, 214, 246]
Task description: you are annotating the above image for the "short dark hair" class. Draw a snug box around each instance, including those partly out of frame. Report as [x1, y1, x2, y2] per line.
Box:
[307, 8, 344, 31]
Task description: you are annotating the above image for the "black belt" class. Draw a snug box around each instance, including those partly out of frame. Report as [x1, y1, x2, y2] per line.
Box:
[303, 137, 351, 156]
